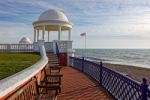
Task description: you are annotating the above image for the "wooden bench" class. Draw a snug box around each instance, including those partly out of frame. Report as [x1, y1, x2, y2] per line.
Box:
[42, 67, 63, 94]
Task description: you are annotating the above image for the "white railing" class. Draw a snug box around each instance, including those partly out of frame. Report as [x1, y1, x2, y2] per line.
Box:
[0, 44, 33, 52]
[53, 40, 72, 53]
[0, 41, 71, 53]
[0, 41, 48, 99]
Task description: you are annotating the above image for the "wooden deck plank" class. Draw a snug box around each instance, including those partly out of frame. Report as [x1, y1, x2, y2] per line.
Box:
[58, 67, 113, 100]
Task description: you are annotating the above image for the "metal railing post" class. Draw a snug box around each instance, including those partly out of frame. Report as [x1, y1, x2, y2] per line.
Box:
[72, 57, 74, 67]
[99, 61, 103, 85]
[69, 56, 71, 67]
[141, 78, 148, 100]
[69, 57, 72, 67]
[82, 57, 84, 72]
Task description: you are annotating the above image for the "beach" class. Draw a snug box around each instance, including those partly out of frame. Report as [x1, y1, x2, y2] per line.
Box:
[75, 49, 150, 84]
[104, 63, 150, 85]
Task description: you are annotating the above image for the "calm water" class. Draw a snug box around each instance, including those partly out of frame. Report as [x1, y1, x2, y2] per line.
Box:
[75, 49, 150, 68]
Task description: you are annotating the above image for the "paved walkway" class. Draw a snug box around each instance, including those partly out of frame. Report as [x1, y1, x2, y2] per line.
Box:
[58, 67, 113, 100]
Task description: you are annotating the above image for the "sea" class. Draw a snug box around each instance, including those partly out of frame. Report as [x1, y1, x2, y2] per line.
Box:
[75, 49, 150, 69]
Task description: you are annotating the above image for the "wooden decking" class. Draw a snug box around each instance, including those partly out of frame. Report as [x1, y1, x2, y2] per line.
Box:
[58, 67, 113, 100]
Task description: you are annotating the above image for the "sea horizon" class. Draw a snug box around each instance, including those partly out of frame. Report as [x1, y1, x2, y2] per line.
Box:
[75, 49, 150, 69]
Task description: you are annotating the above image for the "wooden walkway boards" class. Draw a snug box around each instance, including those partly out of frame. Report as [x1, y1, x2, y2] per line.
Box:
[58, 67, 113, 100]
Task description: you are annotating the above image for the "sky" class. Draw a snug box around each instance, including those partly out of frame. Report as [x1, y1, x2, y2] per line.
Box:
[1, 0, 150, 48]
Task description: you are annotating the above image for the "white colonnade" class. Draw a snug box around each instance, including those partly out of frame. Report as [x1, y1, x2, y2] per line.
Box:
[33, 26, 72, 42]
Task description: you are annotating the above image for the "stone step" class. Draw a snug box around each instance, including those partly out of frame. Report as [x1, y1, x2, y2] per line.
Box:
[50, 62, 59, 64]
[46, 53, 54, 55]
[49, 61, 59, 63]
[49, 60, 59, 62]
[47, 55, 57, 57]
[47, 56, 57, 58]
[47, 52, 60, 67]
[48, 58, 58, 60]
[47, 54, 57, 56]
[49, 62, 59, 64]
[48, 58, 58, 61]
[49, 61, 58, 63]
[47, 57, 58, 59]
[46, 54, 57, 56]
[48, 59, 58, 61]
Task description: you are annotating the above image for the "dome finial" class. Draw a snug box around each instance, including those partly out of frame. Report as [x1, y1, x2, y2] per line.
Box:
[38, 9, 69, 22]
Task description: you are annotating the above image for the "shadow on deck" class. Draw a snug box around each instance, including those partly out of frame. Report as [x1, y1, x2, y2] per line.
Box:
[58, 67, 113, 100]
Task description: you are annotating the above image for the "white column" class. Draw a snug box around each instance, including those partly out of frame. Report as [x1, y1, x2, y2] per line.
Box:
[35, 30, 37, 42]
[68, 29, 71, 40]
[58, 26, 62, 40]
[42, 26, 45, 41]
[48, 31, 50, 42]
[37, 29, 39, 41]
[34, 29, 36, 42]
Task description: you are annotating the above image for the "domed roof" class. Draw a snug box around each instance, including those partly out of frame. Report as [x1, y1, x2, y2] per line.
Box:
[19, 37, 32, 44]
[38, 9, 69, 22]
[33, 9, 73, 31]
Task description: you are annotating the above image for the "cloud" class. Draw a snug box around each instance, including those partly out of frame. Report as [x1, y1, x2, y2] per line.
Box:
[0, 0, 150, 48]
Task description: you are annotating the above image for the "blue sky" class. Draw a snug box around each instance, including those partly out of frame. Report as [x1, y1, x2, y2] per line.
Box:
[1, 0, 150, 48]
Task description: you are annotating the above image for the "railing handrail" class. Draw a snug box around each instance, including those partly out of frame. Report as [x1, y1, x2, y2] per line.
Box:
[56, 42, 60, 58]
[0, 42, 48, 99]
[72, 56, 143, 84]
[69, 56, 150, 100]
